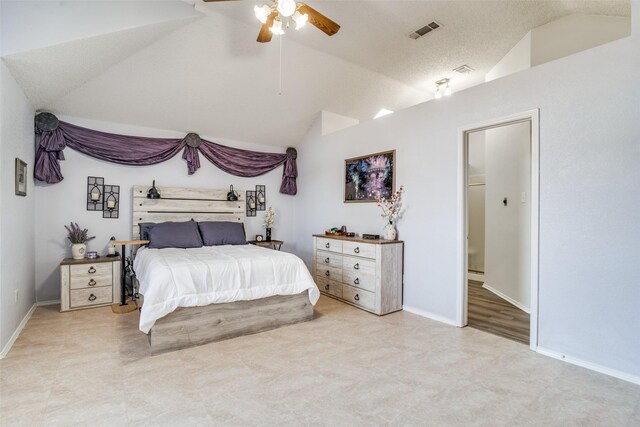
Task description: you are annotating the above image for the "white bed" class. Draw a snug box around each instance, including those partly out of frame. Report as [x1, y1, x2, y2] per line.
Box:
[134, 244, 320, 334]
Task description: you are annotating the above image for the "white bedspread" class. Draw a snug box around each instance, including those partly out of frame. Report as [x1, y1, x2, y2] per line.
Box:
[134, 244, 319, 333]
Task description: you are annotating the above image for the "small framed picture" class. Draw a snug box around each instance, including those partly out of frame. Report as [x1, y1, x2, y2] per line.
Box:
[255, 235, 264, 242]
[15, 158, 27, 196]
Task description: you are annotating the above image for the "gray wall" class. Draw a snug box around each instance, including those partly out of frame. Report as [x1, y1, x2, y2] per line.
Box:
[0, 60, 36, 352]
[293, 28, 640, 378]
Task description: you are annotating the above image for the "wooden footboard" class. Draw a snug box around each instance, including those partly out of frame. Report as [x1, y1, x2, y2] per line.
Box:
[148, 292, 314, 355]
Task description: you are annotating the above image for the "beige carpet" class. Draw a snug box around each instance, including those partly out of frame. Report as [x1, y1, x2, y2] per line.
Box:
[1, 296, 639, 426]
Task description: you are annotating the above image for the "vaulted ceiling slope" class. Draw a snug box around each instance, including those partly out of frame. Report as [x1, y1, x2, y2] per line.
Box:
[1, 1, 631, 148]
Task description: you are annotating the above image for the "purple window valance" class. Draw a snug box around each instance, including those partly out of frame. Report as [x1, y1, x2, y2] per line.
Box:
[34, 114, 298, 195]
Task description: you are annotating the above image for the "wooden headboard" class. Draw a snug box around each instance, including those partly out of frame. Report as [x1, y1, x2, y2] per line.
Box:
[132, 185, 245, 239]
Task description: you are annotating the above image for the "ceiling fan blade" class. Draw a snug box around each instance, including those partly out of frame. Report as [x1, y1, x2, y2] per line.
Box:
[297, 4, 340, 36]
[257, 11, 277, 43]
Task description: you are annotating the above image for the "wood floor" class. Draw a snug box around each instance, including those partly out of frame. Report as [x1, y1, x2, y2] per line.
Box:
[467, 280, 530, 344]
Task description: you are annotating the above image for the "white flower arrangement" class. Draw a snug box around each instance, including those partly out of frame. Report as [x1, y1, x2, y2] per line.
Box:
[377, 185, 405, 227]
[263, 206, 276, 229]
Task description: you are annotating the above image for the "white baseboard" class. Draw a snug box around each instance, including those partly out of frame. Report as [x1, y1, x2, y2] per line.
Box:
[468, 272, 484, 282]
[536, 346, 640, 386]
[482, 283, 530, 314]
[403, 305, 459, 327]
[37, 299, 60, 306]
[0, 303, 37, 359]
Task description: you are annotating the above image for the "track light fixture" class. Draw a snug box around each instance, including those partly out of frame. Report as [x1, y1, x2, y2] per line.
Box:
[435, 78, 452, 99]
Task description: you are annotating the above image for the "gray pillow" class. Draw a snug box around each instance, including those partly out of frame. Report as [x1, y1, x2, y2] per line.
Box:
[139, 222, 156, 241]
[198, 221, 246, 246]
[147, 221, 203, 249]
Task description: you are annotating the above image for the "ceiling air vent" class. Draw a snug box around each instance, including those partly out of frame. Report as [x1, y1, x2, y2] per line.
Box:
[453, 64, 475, 74]
[409, 21, 441, 40]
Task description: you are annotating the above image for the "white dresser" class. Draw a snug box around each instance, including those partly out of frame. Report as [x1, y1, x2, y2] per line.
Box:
[312, 234, 403, 315]
[60, 257, 121, 312]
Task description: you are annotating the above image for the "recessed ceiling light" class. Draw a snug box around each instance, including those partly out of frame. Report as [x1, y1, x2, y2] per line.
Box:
[374, 109, 394, 119]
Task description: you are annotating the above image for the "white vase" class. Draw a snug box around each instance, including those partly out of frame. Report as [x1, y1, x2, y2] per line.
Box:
[385, 225, 397, 240]
[71, 243, 86, 260]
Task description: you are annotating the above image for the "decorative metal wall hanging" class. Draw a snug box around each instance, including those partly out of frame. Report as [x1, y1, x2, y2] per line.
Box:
[246, 190, 257, 217]
[256, 185, 266, 211]
[87, 176, 104, 210]
[227, 184, 239, 201]
[102, 185, 120, 219]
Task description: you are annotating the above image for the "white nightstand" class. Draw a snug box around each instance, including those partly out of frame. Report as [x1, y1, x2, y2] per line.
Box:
[60, 256, 121, 312]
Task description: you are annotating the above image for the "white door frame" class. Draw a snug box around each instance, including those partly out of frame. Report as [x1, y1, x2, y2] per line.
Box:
[455, 109, 540, 351]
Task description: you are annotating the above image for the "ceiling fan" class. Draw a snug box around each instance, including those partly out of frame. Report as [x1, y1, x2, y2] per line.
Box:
[203, 0, 340, 43]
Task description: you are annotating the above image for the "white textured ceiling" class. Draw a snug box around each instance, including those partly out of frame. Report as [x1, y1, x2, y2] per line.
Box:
[1, 0, 631, 147]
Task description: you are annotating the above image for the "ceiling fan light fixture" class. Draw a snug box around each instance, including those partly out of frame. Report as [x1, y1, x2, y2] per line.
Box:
[277, 0, 297, 17]
[254, 4, 271, 24]
[269, 18, 285, 35]
[434, 85, 442, 99]
[293, 10, 308, 30]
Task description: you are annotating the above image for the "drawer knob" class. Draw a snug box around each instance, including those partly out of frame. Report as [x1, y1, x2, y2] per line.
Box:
[325, 243, 330, 249]
[324, 284, 330, 291]
[354, 247, 360, 254]
[324, 257, 330, 264]
[88, 279, 97, 287]
[88, 267, 96, 274]
[354, 278, 360, 285]
[354, 263, 360, 270]
[354, 294, 360, 301]
[325, 270, 330, 277]
[88, 294, 97, 302]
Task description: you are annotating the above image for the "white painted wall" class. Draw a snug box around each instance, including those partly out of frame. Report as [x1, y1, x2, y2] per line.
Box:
[486, 32, 531, 82]
[483, 122, 531, 310]
[294, 29, 639, 378]
[321, 111, 359, 136]
[34, 116, 297, 302]
[531, 14, 631, 67]
[0, 60, 36, 351]
[486, 14, 630, 82]
[0, 0, 201, 56]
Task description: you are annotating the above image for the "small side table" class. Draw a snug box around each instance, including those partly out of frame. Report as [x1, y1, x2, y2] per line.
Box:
[111, 240, 149, 307]
[249, 240, 283, 251]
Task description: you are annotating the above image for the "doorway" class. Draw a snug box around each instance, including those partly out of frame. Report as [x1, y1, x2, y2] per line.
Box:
[456, 110, 539, 350]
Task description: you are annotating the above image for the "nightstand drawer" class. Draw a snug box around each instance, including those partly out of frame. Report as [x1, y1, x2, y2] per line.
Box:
[342, 241, 376, 259]
[316, 238, 343, 254]
[70, 262, 112, 278]
[342, 284, 375, 311]
[70, 286, 113, 309]
[70, 269, 113, 290]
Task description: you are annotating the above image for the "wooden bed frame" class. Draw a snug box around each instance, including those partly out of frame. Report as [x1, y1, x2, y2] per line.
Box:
[132, 185, 314, 355]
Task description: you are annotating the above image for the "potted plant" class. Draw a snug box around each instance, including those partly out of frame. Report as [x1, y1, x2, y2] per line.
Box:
[64, 222, 95, 259]
[263, 206, 275, 242]
[377, 185, 405, 240]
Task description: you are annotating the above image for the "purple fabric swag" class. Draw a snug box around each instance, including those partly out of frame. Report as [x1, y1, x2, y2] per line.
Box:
[34, 120, 297, 195]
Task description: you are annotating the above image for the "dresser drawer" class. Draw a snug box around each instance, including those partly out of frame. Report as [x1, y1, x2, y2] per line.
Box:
[342, 256, 376, 275]
[70, 263, 112, 290]
[316, 251, 343, 269]
[315, 276, 343, 298]
[342, 241, 376, 259]
[342, 284, 375, 311]
[316, 264, 342, 282]
[342, 270, 376, 293]
[316, 238, 343, 254]
[70, 286, 113, 309]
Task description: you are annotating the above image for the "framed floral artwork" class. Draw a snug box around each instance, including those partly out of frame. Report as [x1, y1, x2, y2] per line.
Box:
[344, 150, 395, 203]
